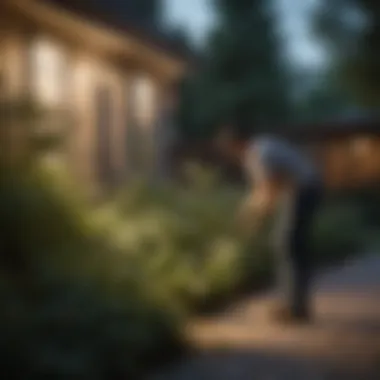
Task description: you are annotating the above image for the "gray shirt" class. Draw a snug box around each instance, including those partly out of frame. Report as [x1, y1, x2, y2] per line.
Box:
[245, 135, 318, 186]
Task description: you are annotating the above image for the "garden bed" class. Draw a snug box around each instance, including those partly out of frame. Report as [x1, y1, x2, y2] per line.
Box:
[0, 164, 371, 378]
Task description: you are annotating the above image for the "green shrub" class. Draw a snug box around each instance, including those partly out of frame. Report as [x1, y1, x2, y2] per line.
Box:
[0, 160, 370, 378]
[115, 165, 368, 313]
[0, 165, 186, 378]
[0, 274, 184, 379]
[311, 198, 367, 266]
[114, 167, 247, 312]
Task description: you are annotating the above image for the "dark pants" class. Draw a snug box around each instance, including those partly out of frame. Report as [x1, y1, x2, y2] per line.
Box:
[274, 181, 322, 318]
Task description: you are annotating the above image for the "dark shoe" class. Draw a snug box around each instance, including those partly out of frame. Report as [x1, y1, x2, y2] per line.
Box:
[267, 303, 312, 325]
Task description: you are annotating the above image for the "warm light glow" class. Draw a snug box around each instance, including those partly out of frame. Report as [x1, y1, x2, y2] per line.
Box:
[31, 37, 65, 106]
[351, 137, 371, 156]
[73, 58, 93, 100]
[133, 75, 155, 125]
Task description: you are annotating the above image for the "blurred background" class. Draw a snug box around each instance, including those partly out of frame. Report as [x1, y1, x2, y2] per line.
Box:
[0, 0, 380, 378]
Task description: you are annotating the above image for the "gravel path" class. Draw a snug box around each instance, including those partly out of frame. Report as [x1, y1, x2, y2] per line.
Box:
[151, 254, 380, 379]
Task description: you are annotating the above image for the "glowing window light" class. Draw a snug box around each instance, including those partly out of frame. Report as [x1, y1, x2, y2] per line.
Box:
[351, 137, 372, 156]
[31, 38, 65, 106]
[133, 75, 155, 124]
[73, 59, 94, 102]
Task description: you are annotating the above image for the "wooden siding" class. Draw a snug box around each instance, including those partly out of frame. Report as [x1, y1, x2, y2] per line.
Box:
[0, 1, 184, 195]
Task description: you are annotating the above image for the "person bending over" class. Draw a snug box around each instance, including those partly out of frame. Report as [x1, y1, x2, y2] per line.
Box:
[223, 132, 323, 323]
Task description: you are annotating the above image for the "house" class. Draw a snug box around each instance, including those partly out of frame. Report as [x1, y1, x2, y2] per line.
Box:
[0, 0, 188, 194]
[277, 116, 380, 190]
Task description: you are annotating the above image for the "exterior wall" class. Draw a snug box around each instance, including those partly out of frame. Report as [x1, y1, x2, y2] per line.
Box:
[67, 53, 131, 196]
[136, 77, 175, 181]
[310, 135, 380, 190]
[0, 19, 32, 161]
[350, 136, 380, 184]
[0, 25, 130, 194]
[155, 85, 179, 180]
[153, 86, 172, 180]
[1, 28, 29, 99]
[0, 10, 179, 195]
[67, 54, 97, 192]
[127, 73, 156, 178]
[124, 73, 173, 182]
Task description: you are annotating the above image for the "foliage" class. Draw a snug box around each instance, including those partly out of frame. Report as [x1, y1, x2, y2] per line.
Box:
[176, 0, 293, 139]
[0, 153, 369, 378]
[313, 0, 380, 106]
[0, 99, 183, 378]
[0, 164, 186, 379]
[0, 98, 67, 171]
[312, 199, 367, 265]
[113, 164, 369, 312]
[291, 66, 356, 123]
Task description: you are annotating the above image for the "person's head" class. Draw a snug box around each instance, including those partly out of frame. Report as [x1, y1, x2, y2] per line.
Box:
[214, 126, 248, 164]
[247, 133, 284, 161]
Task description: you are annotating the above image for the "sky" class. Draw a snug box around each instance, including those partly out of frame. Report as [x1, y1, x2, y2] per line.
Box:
[163, 0, 326, 68]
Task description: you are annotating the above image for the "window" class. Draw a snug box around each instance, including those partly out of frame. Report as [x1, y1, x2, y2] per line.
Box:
[133, 74, 155, 125]
[95, 85, 114, 185]
[30, 38, 66, 106]
[29, 38, 69, 169]
[349, 136, 377, 183]
[125, 74, 157, 175]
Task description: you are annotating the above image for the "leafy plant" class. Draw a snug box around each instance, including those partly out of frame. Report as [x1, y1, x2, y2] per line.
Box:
[0, 155, 369, 378]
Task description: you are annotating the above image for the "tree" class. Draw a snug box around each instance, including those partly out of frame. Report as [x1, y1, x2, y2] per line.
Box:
[187, 0, 292, 138]
[291, 66, 356, 123]
[313, 0, 380, 106]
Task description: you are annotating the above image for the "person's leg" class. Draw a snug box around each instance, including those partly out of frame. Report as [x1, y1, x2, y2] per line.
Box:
[288, 183, 321, 320]
[270, 183, 321, 323]
[291, 251, 312, 320]
[269, 188, 299, 321]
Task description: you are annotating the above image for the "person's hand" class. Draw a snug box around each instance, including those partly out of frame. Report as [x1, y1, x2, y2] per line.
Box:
[235, 193, 263, 235]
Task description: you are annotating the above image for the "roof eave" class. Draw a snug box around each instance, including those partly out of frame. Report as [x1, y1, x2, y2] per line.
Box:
[5, 0, 188, 81]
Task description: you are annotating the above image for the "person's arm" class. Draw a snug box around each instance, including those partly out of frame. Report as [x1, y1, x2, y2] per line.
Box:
[236, 178, 283, 232]
[237, 138, 296, 230]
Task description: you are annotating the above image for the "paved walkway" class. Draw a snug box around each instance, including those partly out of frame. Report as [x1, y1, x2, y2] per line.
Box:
[152, 254, 380, 379]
